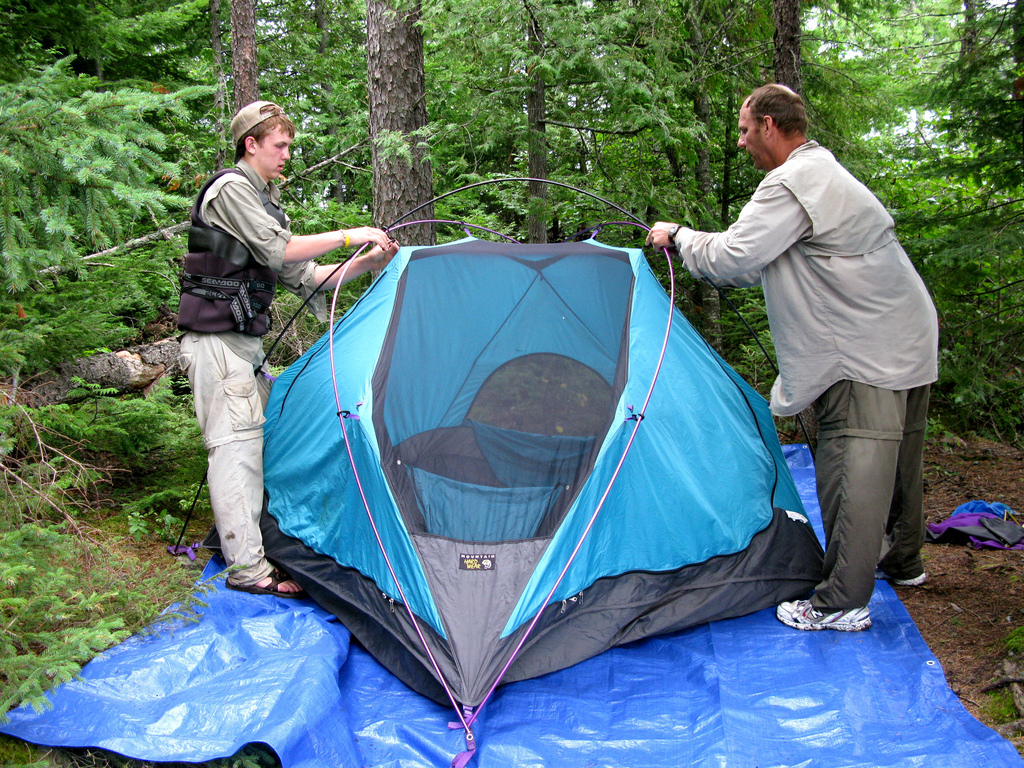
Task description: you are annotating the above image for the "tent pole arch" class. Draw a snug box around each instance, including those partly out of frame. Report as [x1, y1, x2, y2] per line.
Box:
[318, 218, 678, 750]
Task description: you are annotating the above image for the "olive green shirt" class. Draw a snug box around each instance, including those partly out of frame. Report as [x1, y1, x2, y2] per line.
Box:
[199, 159, 327, 367]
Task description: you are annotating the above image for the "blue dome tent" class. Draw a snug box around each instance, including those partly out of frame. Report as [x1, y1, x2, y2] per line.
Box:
[256, 235, 823, 717]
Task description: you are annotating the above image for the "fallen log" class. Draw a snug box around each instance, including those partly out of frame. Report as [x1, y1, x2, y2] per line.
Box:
[20, 339, 182, 405]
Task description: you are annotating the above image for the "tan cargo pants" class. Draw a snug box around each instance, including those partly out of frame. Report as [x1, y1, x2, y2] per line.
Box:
[179, 332, 274, 587]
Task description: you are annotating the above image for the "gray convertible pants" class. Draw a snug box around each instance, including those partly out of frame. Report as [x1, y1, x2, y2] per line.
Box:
[810, 380, 930, 611]
[179, 332, 274, 587]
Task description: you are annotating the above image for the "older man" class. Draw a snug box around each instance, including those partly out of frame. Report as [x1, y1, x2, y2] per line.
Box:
[647, 84, 938, 631]
[178, 101, 398, 598]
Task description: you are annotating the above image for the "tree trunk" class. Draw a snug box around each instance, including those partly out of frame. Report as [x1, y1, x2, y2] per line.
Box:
[772, 0, 815, 442]
[721, 89, 736, 226]
[229, 0, 259, 112]
[772, 0, 802, 93]
[962, 0, 979, 57]
[210, 0, 229, 170]
[26, 341, 182, 405]
[366, 0, 435, 246]
[694, 115, 723, 351]
[1013, 0, 1024, 172]
[526, 11, 548, 244]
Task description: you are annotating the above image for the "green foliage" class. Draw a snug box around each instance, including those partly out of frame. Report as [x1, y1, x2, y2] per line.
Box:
[51, 386, 197, 470]
[0, 524, 130, 721]
[0, 249, 182, 379]
[0, 0, 210, 85]
[0, 405, 105, 527]
[1006, 626, 1024, 656]
[119, 477, 209, 543]
[0, 523, 215, 728]
[985, 687, 1021, 726]
[0, 380, 211, 722]
[863, 0, 1024, 443]
[125, 507, 177, 540]
[0, 58, 205, 289]
[0, 386, 200, 505]
[421, 0, 693, 228]
[0, 520, 213, 727]
[14, 742, 282, 768]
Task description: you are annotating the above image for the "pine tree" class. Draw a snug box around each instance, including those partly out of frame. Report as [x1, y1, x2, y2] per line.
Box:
[0, 60, 204, 290]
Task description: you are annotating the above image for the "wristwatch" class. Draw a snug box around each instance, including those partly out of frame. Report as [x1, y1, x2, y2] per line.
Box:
[663, 224, 679, 250]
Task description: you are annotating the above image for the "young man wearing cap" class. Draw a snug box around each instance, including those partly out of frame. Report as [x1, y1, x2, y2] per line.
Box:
[177, 101, 399, 598]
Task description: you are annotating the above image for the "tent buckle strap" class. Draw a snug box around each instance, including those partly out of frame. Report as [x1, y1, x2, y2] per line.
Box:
[449, 730, 476, 768]
[448, 704, 475, 732]
[625, 404, 645, 422]
[449, 705, 477, 767]
[559, 592, 584, 614]
[450, 745, 475, 767]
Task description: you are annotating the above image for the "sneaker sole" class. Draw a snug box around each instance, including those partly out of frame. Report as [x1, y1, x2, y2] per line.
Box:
[777, 614, 872, 632]
[893, 574, 927, 587]
[875, 570, 927, 587]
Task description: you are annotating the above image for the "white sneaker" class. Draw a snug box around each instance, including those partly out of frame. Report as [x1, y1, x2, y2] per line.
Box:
[875, 569, 928, 587]
[776, 599, 872, 632]
[892, 573, 928, 587]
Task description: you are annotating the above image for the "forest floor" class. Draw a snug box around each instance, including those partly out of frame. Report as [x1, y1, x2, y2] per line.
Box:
[901, 435, 1024, 751]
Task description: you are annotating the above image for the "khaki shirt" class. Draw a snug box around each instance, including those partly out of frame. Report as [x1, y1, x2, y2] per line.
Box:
[674, 142, 938, 416]
[199, 159, 327, 366]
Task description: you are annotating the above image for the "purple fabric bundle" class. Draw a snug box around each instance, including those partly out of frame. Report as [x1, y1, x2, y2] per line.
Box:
[927, 500, 1024, 550]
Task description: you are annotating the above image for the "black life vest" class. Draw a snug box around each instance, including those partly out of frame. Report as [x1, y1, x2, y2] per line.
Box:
[176, 169, 284, 336]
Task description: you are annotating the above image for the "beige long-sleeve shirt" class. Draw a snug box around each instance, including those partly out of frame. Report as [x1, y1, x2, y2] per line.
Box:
[198, 160, 326, 367]
[673, 142, 938, 416]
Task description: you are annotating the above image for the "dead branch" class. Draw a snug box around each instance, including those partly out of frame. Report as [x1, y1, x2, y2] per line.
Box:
[981, 676, 1024, 692]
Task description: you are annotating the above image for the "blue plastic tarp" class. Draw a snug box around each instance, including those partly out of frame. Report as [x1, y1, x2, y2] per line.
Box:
[2, 445, 1021, 767]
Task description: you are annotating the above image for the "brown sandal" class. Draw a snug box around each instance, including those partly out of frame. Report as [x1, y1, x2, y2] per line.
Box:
[225, 569, 307, 599]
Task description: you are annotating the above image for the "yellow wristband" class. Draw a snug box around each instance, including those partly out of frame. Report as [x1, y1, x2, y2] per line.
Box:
[343, 231, 350, 249]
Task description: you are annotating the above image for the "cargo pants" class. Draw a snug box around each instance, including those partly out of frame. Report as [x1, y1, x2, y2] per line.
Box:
[179, 332, 274, 587]
[810, 380, 931, 611]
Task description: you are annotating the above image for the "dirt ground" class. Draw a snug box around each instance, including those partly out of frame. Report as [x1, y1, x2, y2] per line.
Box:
[902, 436, 1024, 749]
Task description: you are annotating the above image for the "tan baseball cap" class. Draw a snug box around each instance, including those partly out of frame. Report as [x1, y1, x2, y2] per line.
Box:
[230, 101, 287, 144]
